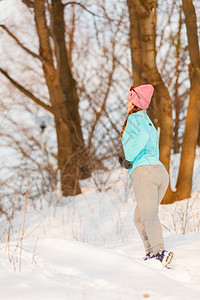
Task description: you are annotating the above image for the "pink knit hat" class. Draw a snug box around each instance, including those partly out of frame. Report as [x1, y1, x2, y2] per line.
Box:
[127, 84, 154, 110]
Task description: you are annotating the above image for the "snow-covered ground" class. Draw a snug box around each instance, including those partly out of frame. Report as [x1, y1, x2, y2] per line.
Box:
[0, 158, 200, 300]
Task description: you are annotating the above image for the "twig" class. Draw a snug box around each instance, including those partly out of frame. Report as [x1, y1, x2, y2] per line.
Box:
[7, 208, 12, 262]
[0, 68, 53, 114]
[63, 1, 116, 21]
[32, 237, 38, 264]
[0, 25, 41, 60]
[19, 170, 31, 272]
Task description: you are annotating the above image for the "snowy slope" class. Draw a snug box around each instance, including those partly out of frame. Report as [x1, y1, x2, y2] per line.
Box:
[0, 235, 200, 300]
[0, 163, 200, 300]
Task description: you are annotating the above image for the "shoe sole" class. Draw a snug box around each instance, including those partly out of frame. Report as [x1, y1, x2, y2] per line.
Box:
[162, 251, 174, 267]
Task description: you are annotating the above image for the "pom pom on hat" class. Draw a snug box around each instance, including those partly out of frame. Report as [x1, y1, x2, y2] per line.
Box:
[127, 84, 154, 110]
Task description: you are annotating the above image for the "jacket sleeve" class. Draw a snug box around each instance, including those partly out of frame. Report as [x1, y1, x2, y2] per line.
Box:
[123, 114, 150, 162]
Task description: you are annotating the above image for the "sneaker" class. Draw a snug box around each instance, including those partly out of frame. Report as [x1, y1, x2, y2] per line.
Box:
[155, 250, 174, 267]
[143, 252, 155, 261]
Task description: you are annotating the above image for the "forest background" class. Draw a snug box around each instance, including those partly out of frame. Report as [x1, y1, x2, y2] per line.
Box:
[0, 0, 200, 218]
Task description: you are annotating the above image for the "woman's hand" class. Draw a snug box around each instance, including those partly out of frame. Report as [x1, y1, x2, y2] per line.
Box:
[117, 154, 132, 169]
[122, 159, 132, 169]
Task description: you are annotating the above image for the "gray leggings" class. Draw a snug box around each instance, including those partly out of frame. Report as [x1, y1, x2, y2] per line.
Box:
[131, 165, 169, 255]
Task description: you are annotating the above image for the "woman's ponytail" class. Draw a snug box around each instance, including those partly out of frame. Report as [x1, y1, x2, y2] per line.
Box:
[120, 106, 141, 139]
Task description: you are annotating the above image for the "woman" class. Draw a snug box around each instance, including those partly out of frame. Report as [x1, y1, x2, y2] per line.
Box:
[119, 84, 173, 267]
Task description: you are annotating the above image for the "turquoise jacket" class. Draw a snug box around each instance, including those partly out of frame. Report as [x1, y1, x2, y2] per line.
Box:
[121, 110, 164, 179]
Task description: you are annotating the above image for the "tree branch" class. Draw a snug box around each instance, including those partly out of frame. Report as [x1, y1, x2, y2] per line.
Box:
[0, 25, 41, 61]
[182, 0, 200, 68]
[63, 1, 96, 16]
[21, 0, 34, 8]
[0, 68, 53, 114]
[63, 1, 116, 21]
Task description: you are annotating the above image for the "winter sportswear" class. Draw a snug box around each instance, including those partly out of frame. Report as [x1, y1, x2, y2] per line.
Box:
[155, 250, 174, 267]
[118, 154, 132, 169]
[122, 159, 132, 169]
[143, 250, 174, 267]
[121, 110, 164, 179]
[143, 252, 155, 260]
[131, 165, 169, 255]
[127, 85, 154, 110]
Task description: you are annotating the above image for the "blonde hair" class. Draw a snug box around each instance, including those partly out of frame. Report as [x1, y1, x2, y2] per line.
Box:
[120, 105, 142, 139]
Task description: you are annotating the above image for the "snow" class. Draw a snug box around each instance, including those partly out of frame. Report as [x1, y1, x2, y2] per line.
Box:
[0, 162, 200, 300]
[0, 235, 200, 300]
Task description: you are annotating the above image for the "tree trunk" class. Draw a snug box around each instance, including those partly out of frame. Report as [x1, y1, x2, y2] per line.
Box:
[127, 0, 146, 86]
[34, 0, 82, 196]
[51, 0, 91, 181]
[175, 0, 200, 200]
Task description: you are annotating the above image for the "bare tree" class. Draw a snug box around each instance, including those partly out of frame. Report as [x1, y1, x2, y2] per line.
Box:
[175, 0, 200, 200]
[0, 0, 129, 200]
[0, 0, 92, 196]
[2, 0, 198, 205]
